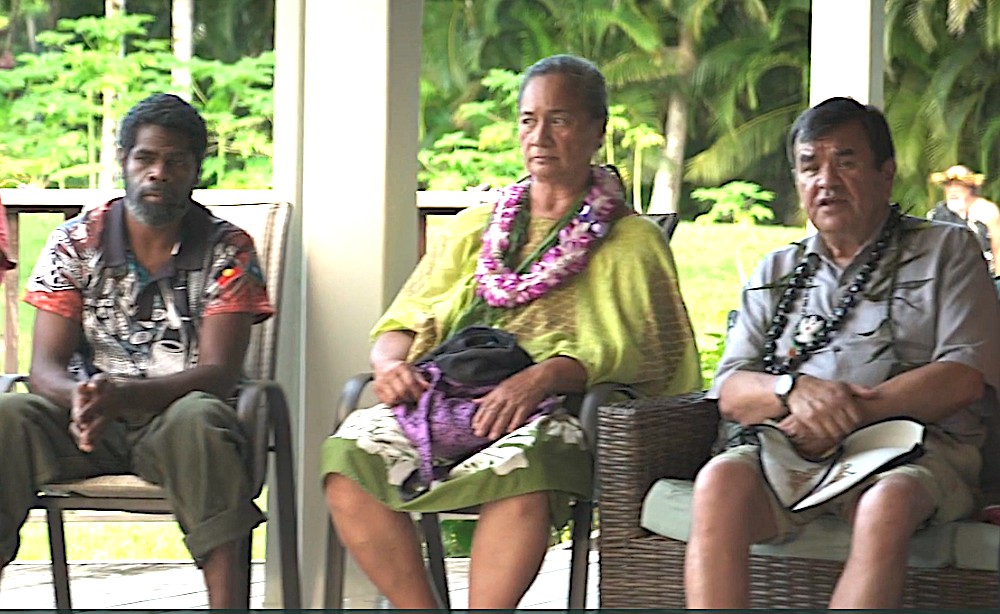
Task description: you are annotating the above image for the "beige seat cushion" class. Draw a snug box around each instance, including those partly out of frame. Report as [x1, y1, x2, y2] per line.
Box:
[641, 478, 1000, 571]
[41, 474, 166, 499]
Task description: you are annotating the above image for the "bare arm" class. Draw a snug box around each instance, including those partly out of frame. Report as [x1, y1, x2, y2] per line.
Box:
[472, 355, 587, 439]
[70, 313, 252, 451]
[720, 361, 983, 457]
[28, 310, 85, 409]
[972, 199, 1000, 268]
[717, 370, 789, 426]
[856, 361, 984, 425]
[370, 330, 428, 405]
[104, 312, 253, 420]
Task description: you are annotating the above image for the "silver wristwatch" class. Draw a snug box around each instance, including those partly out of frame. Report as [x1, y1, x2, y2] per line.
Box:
[773, 372, 798, 413]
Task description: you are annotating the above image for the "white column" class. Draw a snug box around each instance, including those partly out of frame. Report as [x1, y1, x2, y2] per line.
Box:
[268, 0, 306, 607]
[282, 0, 422, 607]
[809, 0, 885, 107]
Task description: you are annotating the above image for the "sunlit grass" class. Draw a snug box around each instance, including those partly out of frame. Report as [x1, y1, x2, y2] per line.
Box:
[671, 221, 805, 385]
[15, 493, 268, 562]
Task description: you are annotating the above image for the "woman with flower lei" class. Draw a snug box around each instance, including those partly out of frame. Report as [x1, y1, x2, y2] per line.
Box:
[321, 55, 701, 608]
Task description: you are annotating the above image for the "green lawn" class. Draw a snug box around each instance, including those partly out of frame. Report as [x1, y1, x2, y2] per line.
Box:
[671, 221, 805, 384]
[1, 212, 65, 372]
[15, 494, 268, 562]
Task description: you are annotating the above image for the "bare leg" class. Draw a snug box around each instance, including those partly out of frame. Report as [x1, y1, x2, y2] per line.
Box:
[202, 540, 239, 608]
[685, 458, 780, 608]
[468, 491, 551, 609]
[324, 473, 438, 608]
[829, 476, 934, 608]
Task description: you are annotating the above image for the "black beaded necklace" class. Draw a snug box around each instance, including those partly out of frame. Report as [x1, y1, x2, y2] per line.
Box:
[762, 206, 902, 375]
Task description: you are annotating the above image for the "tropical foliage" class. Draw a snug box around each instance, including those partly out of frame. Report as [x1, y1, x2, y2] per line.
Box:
[419, 0, 1000, 221]
[691, 181, 776, 225]
[1, 0, 999, 221]
[0, 0, 274, 189]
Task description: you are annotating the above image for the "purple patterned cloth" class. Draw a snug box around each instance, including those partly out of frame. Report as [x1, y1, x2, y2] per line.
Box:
[392, 362, 558, 491]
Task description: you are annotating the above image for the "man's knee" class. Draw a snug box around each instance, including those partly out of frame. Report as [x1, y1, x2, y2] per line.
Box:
[693, 457, 763, 507]
[853, 475, 934, 529]
[138, 392, 246, 469]
[158, 392, 240, 436]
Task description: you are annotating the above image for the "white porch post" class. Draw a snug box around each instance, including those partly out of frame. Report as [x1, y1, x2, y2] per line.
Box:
[809, 0, 885, 107]
[268, 0, 305, 607]
[272, 0, 424, 608]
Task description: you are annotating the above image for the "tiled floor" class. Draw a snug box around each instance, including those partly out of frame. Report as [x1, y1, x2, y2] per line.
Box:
[0, 546, 598, 609]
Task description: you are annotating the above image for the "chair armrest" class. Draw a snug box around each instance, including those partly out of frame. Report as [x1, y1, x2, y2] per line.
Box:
[577, 382, 641, 446]
[0, 374, 28, 393]
[597, 391, 719, 542]
[235, 379, 295, 497]
[335, 372, 374, 431]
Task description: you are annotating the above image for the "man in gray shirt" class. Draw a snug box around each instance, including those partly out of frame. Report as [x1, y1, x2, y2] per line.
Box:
[685, 97, 1000, 608]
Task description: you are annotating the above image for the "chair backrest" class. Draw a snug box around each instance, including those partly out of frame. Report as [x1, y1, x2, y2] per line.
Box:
[205, 202, 292, 381]
[643, 212, 679, 242]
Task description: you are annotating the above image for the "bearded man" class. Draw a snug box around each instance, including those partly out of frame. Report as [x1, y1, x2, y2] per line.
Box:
[0, 94, 273, 607]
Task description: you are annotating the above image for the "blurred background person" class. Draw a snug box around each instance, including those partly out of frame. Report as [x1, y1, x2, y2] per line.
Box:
[928, 164, 1000, 277]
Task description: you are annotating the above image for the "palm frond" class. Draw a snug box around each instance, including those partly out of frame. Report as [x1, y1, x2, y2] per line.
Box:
[905, 0, 942, 52]
[685, 105, 801, 184]
[946, 0, 982, 35]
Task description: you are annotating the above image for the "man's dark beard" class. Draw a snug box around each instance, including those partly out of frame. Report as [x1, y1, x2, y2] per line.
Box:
[123, 185, 191, 227]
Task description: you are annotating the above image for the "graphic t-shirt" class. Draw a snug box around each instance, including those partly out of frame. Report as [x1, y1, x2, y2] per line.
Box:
[24, 199, 273, 379]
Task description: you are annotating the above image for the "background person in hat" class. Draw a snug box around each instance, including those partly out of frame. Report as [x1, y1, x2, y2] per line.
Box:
[928, 164, 1000, 276]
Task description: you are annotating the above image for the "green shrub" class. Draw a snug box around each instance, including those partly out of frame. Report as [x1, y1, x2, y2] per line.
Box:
[692, 181, 776, 225]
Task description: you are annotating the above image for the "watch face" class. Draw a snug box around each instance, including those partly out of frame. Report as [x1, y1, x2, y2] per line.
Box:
[774, 373, 794, 396]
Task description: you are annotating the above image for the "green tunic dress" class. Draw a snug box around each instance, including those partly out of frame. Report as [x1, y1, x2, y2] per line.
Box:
[321, 204, 702, 527]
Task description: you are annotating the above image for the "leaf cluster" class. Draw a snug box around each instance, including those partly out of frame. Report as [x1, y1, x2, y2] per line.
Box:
[420, 0, 1000, 225]
[0, 10, 273, 189]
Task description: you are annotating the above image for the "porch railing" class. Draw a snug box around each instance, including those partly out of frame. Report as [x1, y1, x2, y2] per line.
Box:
[0, 188, 478, 373]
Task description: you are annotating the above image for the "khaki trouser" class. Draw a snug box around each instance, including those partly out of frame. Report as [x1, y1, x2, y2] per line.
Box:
[713, 425, 981, 544]
[0, 391, 264, 567]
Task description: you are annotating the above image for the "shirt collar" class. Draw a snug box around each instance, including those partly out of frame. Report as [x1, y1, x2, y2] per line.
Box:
[803, 209, 892, 269]
[102, 198, 215, 271]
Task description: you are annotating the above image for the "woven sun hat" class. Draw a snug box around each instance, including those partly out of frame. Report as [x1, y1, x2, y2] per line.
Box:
[930, 164, 985, 187]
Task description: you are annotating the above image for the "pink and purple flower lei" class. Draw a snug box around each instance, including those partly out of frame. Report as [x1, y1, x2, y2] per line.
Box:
[474, 165, 626, 308]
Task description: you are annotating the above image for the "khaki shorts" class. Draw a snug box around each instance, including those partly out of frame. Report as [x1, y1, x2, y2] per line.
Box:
[713, 425, 981, 544]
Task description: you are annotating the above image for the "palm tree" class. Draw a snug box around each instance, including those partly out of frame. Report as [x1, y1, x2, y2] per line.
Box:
[884, 0, 1000, 211]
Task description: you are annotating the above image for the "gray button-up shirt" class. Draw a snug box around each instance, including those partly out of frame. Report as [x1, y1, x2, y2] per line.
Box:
[709, 212, 1000, 446]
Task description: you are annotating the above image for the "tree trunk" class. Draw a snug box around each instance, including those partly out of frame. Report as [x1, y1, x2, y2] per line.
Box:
[98, 0, 126, 189]
[3, 0, 19, 54]
[648, 91, 688, 213]
[1, 0, 20, 68]
[648, 29, 694, 214]
[172, 0, 193, 100]
[25, 12, 36, 53]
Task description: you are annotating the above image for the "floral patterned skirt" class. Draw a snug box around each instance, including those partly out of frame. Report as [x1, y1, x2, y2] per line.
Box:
[320, 404, 593, 528]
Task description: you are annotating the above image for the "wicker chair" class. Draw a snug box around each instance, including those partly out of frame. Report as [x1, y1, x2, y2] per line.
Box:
[13, 202, 301, 609]
[597, 392, 999, 609]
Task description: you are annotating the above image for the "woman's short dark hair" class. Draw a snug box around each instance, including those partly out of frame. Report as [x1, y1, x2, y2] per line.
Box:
[518, 54, 608, 127]
[786, 97, 895, 168]
[118, 93, 208, 162]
